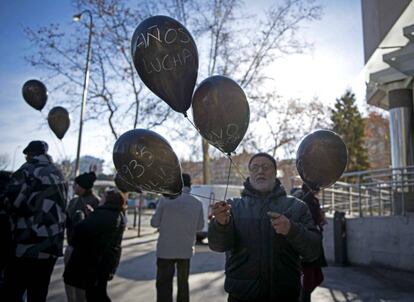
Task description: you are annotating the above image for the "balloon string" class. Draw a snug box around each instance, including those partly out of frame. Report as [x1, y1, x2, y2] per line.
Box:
[184, 115, 227, 154]
[226, 154, 246, 180]
[223, 159, 232, 202]
[185, 115, 199, 132]
[37, 112, 69, 205]
[40, 111, 67, 160]
[184, 191, 232, 203]
[300, 183, 318, 200]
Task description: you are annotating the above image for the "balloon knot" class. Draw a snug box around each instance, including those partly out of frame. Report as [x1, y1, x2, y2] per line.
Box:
[183, 112, 188, 118]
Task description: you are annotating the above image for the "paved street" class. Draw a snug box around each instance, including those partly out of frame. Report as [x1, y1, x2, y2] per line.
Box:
[47, 228, 414, 302]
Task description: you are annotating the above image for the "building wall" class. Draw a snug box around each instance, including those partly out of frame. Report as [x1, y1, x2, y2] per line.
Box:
[323, 214, 414, 271]
[361, 0, 411, 63]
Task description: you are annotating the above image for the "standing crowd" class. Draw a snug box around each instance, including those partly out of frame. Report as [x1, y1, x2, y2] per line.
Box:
[0, 140, 326, 302]
[0, 141, 127, 302]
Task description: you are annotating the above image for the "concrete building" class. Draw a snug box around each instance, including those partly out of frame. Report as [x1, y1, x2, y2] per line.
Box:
[362, 0, 414, 211]
[362, 0, 414, 169]
[323, 2, 414, 271]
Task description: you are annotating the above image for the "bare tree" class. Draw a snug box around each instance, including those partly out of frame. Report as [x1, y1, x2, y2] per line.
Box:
[243, 93, 330, 158]
[25, 0, 322, 183]
[0, 154, 10, 170]
[25, 0, 172, 140]
[172, 0, 322, 182]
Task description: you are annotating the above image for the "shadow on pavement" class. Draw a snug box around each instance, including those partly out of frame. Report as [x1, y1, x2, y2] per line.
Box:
[315, 266, 414, 302]
[117, 249, 225, 281]
[122, 238, 158, 249]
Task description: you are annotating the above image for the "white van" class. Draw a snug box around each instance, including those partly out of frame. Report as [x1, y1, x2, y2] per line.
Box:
[190, 184, 243, 241]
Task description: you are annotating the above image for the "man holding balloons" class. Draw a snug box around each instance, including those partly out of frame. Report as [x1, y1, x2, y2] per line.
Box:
[209, 152, 322, 302]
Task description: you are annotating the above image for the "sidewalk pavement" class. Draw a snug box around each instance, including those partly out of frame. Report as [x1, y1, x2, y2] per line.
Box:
[48, 229, 414, 302]
[123, 226, 158, 239]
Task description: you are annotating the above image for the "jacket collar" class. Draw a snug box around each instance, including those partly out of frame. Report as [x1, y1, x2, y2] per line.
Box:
[30, 154, 53, 164]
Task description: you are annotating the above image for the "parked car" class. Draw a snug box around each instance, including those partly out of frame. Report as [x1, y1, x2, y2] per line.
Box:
[190, 184, 243, 241]
[144, 198, 159, 209]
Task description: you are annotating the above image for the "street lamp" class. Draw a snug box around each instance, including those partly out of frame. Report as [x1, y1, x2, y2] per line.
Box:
[73, 9, 93, 176]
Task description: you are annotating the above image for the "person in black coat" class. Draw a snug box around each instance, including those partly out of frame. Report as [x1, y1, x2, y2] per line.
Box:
[63, 188, 127, 302]
[209, 153, 321, 302]
[0, 171, 12, 299]
[291, 184, 327, 302]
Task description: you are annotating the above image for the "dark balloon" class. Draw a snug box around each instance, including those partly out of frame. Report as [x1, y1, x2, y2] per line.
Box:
[192, 76, 250, 154]
[47, 107, 70, 140]
[113, 129, 183, 196]
[114, 173, 142, 193]
[22, 79, 48, 111]
[131, 15, 198, 114]
[296, 129, 348, 190]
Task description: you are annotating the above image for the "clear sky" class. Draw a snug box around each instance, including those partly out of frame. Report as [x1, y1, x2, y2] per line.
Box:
[0, 0, 365, 172]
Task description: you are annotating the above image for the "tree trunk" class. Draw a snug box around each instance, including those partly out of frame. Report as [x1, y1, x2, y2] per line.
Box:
[202, 138, 211, 184]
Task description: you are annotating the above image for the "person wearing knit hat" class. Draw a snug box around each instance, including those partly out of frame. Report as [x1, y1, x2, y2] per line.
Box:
[74, 172, 97, 190]
[64, 171, 100, 302]
[209, 152, 322, 302]
[22, 140, 48, 157]
[63, 189, 126, 301]
[3, 141, 67, 302]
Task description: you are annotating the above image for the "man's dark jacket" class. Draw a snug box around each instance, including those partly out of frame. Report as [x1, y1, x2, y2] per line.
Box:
[63, 203, 126, 289]
[65, 192, 100, 246]
[7, 154, 67, 259]
[208, 179, 321, 301]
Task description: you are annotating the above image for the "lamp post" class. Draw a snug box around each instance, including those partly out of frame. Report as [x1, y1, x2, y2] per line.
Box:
[73, 9, 93, 176]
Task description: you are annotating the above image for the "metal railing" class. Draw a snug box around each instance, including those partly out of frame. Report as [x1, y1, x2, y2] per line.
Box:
[320, 166, 414, 217]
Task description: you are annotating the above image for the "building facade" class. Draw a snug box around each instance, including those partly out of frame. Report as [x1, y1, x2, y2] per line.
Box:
[362, 0, 414, 169]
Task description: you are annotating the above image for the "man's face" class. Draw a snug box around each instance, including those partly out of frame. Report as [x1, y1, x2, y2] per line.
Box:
[249, 156, 276, 193]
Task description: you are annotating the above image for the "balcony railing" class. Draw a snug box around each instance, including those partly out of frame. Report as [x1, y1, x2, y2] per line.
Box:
[319, 166, 414, 216]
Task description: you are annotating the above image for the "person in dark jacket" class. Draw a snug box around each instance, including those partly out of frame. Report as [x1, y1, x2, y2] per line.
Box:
[64, 171, 100, 302]
[4, 140, 68, 302]
[291, 184, 327, 302]
[209, 153, 321, 302]
[63, 188, 127, 302]
[66, 171, 99, 247]
[0, 171, 12, 298]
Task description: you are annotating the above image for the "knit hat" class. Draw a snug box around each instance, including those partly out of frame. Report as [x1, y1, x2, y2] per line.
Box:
[75, 172, 97, 190]
[23, 141, 48, 156]
[248, 152, 277, 170]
